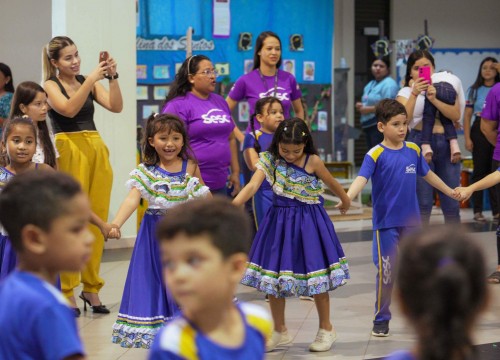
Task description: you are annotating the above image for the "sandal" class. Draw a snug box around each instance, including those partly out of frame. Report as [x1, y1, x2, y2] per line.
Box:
[487, 271, 500, 284]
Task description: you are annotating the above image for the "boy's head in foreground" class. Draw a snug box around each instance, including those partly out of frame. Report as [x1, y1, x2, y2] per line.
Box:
[376, 99, 408, 144]
[397, 227, 488, 359]
[0, 171, 94, 279]
[157, 196, 251, 315]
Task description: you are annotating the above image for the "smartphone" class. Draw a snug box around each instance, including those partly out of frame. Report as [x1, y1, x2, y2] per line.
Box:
[418, 66, 432, 84]
[99, 51, 109, 64]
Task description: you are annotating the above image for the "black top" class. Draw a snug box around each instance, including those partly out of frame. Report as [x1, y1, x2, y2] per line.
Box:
[48, 75, 97, 133]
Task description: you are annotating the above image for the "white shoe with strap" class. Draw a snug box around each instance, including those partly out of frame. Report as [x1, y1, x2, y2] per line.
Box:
[309, 328, 337, 352]
[265, 330, 292, 352]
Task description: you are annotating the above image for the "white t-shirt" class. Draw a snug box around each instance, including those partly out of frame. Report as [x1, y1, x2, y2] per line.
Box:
[33, 130, 59, 164]
[397, 71, 465, 129]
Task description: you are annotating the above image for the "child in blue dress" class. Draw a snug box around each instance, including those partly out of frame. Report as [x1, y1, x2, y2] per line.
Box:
[109, 113, 210, 349]
[243, 96, 284, 229]
[385, 227, 488, 360]
[0, 171, 90, 359]
[0, 117, 52, 281]
[234, 118, 351, 353]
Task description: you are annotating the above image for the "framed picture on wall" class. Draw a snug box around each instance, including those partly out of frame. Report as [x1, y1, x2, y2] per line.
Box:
[137, 65, 147, 79]
[153, 65, 170, 79]
[142, 104, 159, 120]
[238, 101, 250, 122]
[244, 59, 254, 74]
[283, 59, 295, 76]
[215, 62, 230, 76]
[154, 86, 170, 100]
[303, 61, 315, 81]
[136, 86, 148, 100]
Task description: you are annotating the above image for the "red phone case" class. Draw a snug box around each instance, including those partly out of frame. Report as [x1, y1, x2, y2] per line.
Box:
[418, 66, 432, 83]
[99, 51, 109, 63]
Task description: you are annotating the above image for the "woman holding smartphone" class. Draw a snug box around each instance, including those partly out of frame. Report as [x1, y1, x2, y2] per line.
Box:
[43, 36, 123, 315]
[396, 50, 465, 224]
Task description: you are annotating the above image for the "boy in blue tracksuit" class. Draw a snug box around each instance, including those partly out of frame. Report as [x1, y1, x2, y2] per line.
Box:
[339, 99, 459, 336]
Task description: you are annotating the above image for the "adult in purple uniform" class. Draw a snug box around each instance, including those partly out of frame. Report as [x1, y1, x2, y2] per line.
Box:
[162, 55, 240, 195]
[227, 31, 304, 143]
[479, 78, 500, 283]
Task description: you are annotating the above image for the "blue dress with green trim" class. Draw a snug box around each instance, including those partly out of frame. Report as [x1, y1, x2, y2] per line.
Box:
[111, 161, 210, 349]
[241, 152, 349, 297]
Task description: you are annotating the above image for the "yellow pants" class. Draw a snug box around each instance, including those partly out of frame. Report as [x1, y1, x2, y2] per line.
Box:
[55, 131, 113, 298]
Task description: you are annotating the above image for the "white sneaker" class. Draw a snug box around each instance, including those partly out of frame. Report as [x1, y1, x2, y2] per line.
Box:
[265, 330, 292, 352]
[309, 328, 337, 352]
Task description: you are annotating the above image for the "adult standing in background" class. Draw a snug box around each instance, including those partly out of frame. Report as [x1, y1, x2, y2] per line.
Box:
[43, 36, 123, 314]
[226, 31, 304, 143]
[479, 76, 500, 283]
[463, 57, 500, 222]
[396, 50, 464, 224]
[356, 57, 399, 149]
[162, 55, 240, 196]
[0, 63, 15, 135]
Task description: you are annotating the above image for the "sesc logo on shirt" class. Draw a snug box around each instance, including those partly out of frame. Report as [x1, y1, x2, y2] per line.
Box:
[405, 164, 416, 174]
[259, 87, 290, 102]
[202, 109, 231, 124]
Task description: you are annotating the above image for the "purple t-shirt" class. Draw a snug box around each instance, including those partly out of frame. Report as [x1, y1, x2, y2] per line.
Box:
[481, 83, 500, 161]
[162, 92, 235, 190]
[228, 69, 302, 132]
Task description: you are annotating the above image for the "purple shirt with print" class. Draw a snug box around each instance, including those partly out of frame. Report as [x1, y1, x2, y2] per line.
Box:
[481, 83, 500, 161]
[162, 92, 235, 190]
[228, 69, 302, 132]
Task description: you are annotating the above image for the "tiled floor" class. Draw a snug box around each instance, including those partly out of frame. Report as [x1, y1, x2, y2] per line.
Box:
[77, 208, 500, 359]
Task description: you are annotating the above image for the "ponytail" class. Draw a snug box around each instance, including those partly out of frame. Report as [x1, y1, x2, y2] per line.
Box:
[42, 36, 75, 82]
[249, 113, 261, 153]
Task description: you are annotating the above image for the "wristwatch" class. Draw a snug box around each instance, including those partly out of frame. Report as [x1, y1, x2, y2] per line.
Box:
[105, 73, 119, 80]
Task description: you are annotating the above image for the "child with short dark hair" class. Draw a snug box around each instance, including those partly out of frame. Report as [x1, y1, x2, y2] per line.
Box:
[149, 197, 272, 359]
[386, 227, 488, 360]
[341, 99, 459, 337]
[0, 171, 91, 359]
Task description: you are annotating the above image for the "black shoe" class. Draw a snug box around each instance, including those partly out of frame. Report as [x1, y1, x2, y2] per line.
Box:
[79, 292, 110, 314]
[372, 321, 389, 337]
[73, 307, 81, 317]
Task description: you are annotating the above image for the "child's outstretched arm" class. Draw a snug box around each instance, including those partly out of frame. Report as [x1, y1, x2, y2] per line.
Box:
[455, 169, 500, 201]
[233, 170, 266, 206]
[310, 155, 351, 212]
[108, 188, 142, 239]
[423, 170, 460, 200]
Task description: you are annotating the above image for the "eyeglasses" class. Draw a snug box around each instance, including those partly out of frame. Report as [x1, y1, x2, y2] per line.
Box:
[195, 69, 219, 77]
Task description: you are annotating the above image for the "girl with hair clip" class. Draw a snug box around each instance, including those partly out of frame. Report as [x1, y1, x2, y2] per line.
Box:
[463, 57, 500, 222]
[42, 35, 123, 314]
[108, 113, 210, 349]
[162, 55, 240, 196]
[9, 81, 58, 168]
[227, 31, 304, 143]
[233, 118, 351, 353]
[0, 63, 14, 134]
[243, 96, 284, 229]
[386, 227, 489, 360]
[0, 117, 52, 280]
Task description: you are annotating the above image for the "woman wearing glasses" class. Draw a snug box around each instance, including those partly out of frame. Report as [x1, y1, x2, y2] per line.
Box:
[227, 31, 304, 143]
[162, 55, 240, 195]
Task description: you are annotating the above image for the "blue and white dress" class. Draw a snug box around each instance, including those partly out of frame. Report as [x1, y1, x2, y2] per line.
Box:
[241, 152, 349, 297]
[111, 161, 210, 349]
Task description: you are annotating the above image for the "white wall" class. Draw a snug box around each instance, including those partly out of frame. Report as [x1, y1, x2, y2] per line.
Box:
[0, 0, 52, 84]
[50, 0, 137, 247]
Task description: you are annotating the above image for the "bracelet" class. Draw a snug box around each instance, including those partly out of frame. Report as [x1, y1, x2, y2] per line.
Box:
[105, 72, 119, 80]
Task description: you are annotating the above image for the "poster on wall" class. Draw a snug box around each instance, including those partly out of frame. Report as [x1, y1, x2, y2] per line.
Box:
[215, 63, 230, 76]
[153, 65, 170, 79]
[154, 86, 170, 100]
[142, 104, 159, 119]
[303, 61, 315, 81]
[244, 59, 254, 74]
[213, 0, 230, 37]
[283, 59, 295, 76]
[136, 86, 148, 100]
[239, 101, 250, 122]
[317, 111, 328, 131]
[137, 65, 147, 79]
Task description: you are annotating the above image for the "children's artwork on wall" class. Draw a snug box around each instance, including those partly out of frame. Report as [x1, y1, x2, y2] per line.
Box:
[137, 65, 147, 79]
[142, 104, 159, 119]
[213, 0, 231, 37]
[244, 59, 254, 74]
[136, 86, 148, 100]
[317, 111, 328, 131]
[175, 63, 183, 75]
[153, 65, 170, 79]
[395, 39, 415, 67]
[239, 101, 250, 122]
[290, 34, 304, 51]
[283, 59, 295, 76]
[215, 62, 230, 76]
[238, 32, 252, 51]
[303, 61, 315, 81]
[154, 86, 170, 100]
